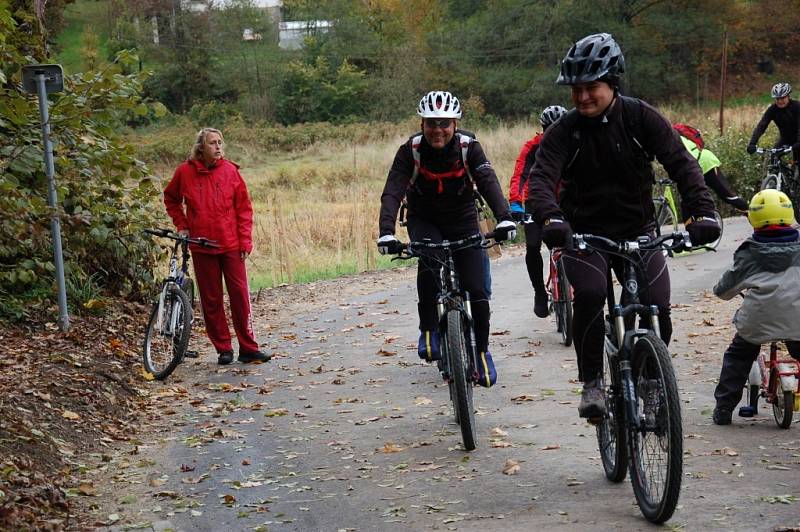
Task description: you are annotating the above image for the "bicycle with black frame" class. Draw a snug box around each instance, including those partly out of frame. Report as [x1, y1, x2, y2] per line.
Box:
[391, 231, 500, 451]
[142, 228, 218, 380]
[575, 230, 696, 524]
[653, 178, 723, 254]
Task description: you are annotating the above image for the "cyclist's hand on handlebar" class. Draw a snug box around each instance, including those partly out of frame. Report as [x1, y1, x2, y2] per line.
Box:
[728, 196, 749, 212]
[746, 143, 757, 155]
[377, 234, 402, 255]
[542, 218, 572, 249]
[685, 215, 720, 245]
[494, 220, 517, 242]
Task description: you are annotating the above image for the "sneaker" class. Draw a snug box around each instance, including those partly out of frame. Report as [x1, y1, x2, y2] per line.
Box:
[713, 406, 732, 425]
[217, 350, 234, 365]
[475, 351, 497, 388]
[578, 380, 607, 419]
[238, 350, 272, 363]
[533, 290, 550, 318]
[418, 331, 441, 362]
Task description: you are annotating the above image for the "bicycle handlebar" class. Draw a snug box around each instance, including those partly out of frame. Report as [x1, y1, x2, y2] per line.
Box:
[755, 146, 793, 156]
[572, 231, 693, 254]
[144, 228, 220, 248]
[392, 231, 497, 260]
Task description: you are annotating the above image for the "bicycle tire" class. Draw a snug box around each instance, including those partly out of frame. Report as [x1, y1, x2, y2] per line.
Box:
[628, 333, 682, 524]
[707, 210, 724, 250]
[556, 260, 573, 347]
[597, 331, 628, 482]
[182, 276, 196, 311]
[447, 309, 476, 451]
[773, 389, 794, 429]
[143, 285, 191, 380]
[761, 173, 780, 191]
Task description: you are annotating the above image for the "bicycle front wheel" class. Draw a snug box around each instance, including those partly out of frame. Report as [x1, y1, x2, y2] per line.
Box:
[707, 210, 724, 250]
[597, 331, 627, 482]
[761, 173, 780, 191]
[143, 285, 192, 380]
[628, 333, 682, 524]
[556, 260, 573, 347]
[447, 309, 476, 451]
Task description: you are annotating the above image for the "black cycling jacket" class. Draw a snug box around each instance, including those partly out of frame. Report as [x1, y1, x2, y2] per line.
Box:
[379, 130, 510, 237]
[749, 100, 800, 148]
[529, 95, 715, 239]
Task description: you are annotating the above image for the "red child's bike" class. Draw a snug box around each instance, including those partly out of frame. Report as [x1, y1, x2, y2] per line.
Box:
[740, 342, 800, 428]
[546, 247, 573, 347]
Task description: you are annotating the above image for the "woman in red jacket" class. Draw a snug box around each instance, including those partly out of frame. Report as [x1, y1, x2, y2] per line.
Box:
[508, 105, 567, 318]
[164, 128, 268, 365]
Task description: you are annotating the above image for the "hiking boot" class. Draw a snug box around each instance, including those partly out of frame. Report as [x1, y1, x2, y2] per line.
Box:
[238, 350, 272, 363]
[713, 406, 732, 425]
[475, 351, 497, 388]
[533, 290, 550, 318]
[578, 379, 607, 419]
[217, 350, 234, 365]
[418, 330, 441, 362]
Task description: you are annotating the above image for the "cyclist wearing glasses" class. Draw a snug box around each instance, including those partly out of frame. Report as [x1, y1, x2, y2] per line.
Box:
[529, 33, 719, 418]
[376, 91, 516, 387]
[747, 82, 800, 161]
[508, 105, 568, 318]
[164, 128, 269, 366]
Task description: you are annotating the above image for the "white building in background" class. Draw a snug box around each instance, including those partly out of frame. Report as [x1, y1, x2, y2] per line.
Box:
[278, 20, 332, 50]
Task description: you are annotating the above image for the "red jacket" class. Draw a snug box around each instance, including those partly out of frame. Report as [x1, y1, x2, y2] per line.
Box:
[508, 133, 542, 204]
[164, 158, 254, 254]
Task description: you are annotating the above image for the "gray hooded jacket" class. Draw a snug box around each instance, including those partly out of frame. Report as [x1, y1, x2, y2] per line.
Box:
[714, 238, 800, 343]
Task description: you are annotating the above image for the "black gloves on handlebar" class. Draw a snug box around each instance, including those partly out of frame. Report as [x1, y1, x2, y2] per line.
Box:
[686, 216, 721, 246]
[541, 218, 572, 249]
[746, 143, 757, 155]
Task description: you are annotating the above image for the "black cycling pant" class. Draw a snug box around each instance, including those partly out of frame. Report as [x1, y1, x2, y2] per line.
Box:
[523, 200, 545, 294]
[705, 168, 738, 205]
[562, 246, 671, 382]
[714, 334, 800, 410]
[407, 216, 490, 354]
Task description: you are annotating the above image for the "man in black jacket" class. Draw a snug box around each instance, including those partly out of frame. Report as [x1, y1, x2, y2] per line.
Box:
[529, 33, 720, 418]
[747, 82, 800, 160]
[376, 91, 516, 387]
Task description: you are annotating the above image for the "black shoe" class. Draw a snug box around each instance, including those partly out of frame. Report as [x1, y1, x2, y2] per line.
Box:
[217, 350, 234, 365]
[184, 350, 199, 359]
[533, 291, 549, 318]
[713, 407, 732, 425]
[238, 350, 271, 363]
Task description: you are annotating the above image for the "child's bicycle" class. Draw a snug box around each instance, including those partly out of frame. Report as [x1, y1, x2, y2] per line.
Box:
[652, 178, 723, 254]
[575, 231, 694, 524]
[142, 228, 218, 380]
[546, 246, 573, 346]
[392, 230, 500, 451]
[739, 342, 800, 428]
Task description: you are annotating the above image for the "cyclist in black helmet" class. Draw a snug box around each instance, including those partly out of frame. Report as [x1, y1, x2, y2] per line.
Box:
[747, 82, 800, 160]
[529, 33, 718, 419]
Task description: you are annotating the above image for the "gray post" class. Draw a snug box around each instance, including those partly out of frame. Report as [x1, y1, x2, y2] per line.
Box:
[33, 71, 70, 331]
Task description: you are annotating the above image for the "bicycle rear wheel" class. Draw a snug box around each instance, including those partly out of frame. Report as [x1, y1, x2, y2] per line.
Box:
[556, 260, 573, 347]
[181, 276, 196, 311]
[143, 285, 191, 380]
[628, 333, 682, 524]
[772, 380, 794, 429]
[597, 330, 627, 482]
[447, 309, 476, 451]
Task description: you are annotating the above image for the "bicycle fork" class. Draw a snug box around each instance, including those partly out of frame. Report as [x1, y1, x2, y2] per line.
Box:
[155, 283, 180, 337]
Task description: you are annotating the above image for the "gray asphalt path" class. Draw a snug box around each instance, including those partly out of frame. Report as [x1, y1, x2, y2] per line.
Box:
[119, 217, 800, 532]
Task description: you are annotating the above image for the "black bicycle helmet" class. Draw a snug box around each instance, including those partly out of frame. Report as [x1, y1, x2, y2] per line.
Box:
[556, 33, 625, 86]
[539, 105, 568, 127]
[771, 82, 792, 98]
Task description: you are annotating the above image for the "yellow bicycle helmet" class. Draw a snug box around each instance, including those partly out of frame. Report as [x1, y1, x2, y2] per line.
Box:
[748, 189, 796, 229]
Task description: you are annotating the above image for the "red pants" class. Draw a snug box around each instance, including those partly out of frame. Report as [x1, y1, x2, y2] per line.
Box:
[191, 250, 259, 353]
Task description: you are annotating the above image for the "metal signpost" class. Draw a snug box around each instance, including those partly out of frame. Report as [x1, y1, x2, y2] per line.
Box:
[21, 64, 70, 331]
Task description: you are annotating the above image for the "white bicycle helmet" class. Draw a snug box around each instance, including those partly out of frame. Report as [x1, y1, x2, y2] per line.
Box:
[771, 82, 792, 98]
[539, 105, 568, 127]
[417, 91, 462, 119]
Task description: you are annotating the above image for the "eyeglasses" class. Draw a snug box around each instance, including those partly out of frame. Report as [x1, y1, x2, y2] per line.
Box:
[423, 118, 454, 129]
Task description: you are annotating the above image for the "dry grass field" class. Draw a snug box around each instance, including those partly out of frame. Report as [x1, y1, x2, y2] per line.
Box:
[140, 104, 771, 288]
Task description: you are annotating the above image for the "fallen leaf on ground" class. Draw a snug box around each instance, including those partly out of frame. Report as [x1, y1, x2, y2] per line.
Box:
[503, 459, 520, 475]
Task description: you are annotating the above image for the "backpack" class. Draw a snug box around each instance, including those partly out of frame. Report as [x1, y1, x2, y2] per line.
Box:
[673, 123, 704, 152]
[410, 131, 473, 186]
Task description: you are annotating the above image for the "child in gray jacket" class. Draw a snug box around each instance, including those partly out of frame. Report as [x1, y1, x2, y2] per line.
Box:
[712, 189, 800, 425]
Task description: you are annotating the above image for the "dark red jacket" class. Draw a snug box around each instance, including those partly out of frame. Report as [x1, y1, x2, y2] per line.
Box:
[164, 158, 254, 254]
[508, 133, 542, 204]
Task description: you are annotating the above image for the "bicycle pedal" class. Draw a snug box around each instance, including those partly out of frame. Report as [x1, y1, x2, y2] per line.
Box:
[738, 405, 756, 418]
